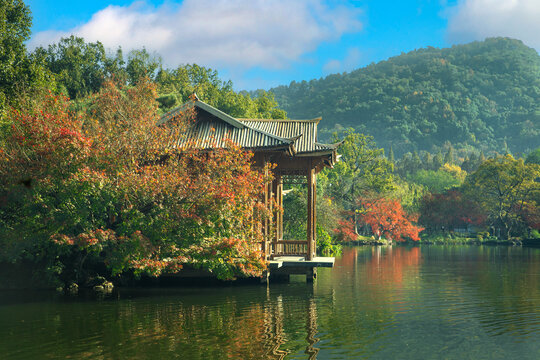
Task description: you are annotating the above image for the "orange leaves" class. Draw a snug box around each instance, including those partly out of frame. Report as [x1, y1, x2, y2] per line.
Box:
[334, 219, 358, 242]
[359, 197, 424, 242]
[1, 92, 91, 185]
[1, 79, 270, 282]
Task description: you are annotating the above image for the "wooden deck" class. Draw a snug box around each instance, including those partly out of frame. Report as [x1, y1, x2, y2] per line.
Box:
[268, 256, 335, 269]
[265, 256, 335, 283]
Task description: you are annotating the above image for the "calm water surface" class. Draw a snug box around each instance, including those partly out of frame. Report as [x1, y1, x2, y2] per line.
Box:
[2, 245, 540, 359]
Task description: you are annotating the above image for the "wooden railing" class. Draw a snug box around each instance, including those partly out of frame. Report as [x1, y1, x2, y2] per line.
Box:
[272, 240, 308, 256]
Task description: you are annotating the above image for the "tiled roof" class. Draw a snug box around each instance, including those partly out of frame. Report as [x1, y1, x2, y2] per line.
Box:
[171, 113, 296, 151]
[160, 98, 339, 155]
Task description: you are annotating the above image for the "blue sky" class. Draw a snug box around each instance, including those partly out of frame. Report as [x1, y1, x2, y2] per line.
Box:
[26, 0, 540, 90]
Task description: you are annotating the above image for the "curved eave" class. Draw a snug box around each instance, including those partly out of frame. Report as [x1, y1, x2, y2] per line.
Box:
[187, 143, 295, 154]
[296, 150, 336, 157]
[237, 117, 322, 124]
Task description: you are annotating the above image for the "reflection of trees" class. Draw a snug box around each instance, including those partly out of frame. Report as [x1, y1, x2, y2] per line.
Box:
[6, 246, 540, 359]
[366, 246, 421, 285]
[311, 246, 423, 357]
[113, 289, 321, 359]
[0, 286, 322, 359]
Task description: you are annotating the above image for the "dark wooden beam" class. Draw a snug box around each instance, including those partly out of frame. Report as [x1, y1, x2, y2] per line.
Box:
[306, 162, 316, 260]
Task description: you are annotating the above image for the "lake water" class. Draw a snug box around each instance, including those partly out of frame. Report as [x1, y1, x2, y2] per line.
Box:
[2, 245, 540, 359]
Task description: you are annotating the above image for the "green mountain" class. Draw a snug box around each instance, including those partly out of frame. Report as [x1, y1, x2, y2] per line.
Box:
[271, 38, 540, 155]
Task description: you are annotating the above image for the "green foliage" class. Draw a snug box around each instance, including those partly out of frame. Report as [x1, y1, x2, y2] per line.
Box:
[322, 129, 394, 210]
[36, 36, 108, 99]
[317, 226, 341, 255]
[36, 38, 284, 121]
[526, 147, 540, 165]
[126, 48, 160, 85]
[36, 37, 163, 100]
[408, 169, 462, 193]
[0, 81, 270, 285]
[464, 155, 540, 239]
[271, 37, 540, 155]
[0, 0, 31, 112]
[282, 178, 341, 252]
[282, 188, 307, 240]
[389, 178, 427, 213]
[156, 64, 286, 118]
[0, 0, 54, 118]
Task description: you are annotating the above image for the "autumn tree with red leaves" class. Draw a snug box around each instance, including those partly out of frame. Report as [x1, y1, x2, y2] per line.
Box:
[333, 219, 359, 242]
[0, 79, 271, 285]
[419, 190, 486, 232]
[357, 197, 423, 242]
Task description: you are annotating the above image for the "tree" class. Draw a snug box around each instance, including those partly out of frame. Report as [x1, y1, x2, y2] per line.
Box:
[432, 150, 443, 170]
[0, 0, 52, 116]
[388, 146, 395, 164]
[419, 190, 485, 232]
[464, 155, 540, 239]
[333, 219, 358, 242]
[0, 0, 31, 111]
[126, 48, 160, 85]
[37, 36, 107, 99]
[156, 64, 286, 118]
[440, 163, 467, 182]
[411, 151, 422, 173]
[271, 38, 540, 155]
[526, 147, 540, 165]
[421, 151, 432, 170]
[444, 146, 454, 165]
[408, 169, 462, 193]
[357, 197, 423, 241]
[103, 47, 128, 85]
[0, 79, 272, 284]
[323, 129, 394, 210]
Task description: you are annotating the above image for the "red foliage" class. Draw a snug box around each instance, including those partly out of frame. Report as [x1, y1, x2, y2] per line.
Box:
[520, 202, 540, 230]
[334, 218, 358, 242]
[358, 197, 423, 242]
[419, 190, 486, 230]
[0, 92, 92, 184]
[1, 81, 271, 281]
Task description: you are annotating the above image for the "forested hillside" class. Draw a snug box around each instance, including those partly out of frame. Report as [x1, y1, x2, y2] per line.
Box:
[271, 38, 540, 155]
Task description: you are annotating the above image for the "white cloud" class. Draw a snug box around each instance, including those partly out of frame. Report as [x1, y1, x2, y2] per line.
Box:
[30, 0, 363, 70]
[323, 47, 363, 74]
[445, 0, 540, 50]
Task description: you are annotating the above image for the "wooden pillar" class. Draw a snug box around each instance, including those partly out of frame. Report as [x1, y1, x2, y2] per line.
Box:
[306, 267, 317, 282]
[312, 170, 316, 260]
[307, 163, 316, 260]
[262, 156, 270, 260]
[278, 176, 283, 241]
[272, 174, 283, 257]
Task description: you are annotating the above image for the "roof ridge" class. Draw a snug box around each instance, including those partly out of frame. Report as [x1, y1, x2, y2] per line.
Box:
[160, 98, 296, 146]
[197, 100, 300, 147]
[195, 99, 245, 129]
[238, 117, 321, 123]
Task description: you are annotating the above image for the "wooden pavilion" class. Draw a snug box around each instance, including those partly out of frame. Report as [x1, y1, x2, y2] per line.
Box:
[160, 96, 341, 267]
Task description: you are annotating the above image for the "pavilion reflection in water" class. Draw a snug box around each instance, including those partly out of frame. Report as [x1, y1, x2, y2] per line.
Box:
[260, 286, 320, 359]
